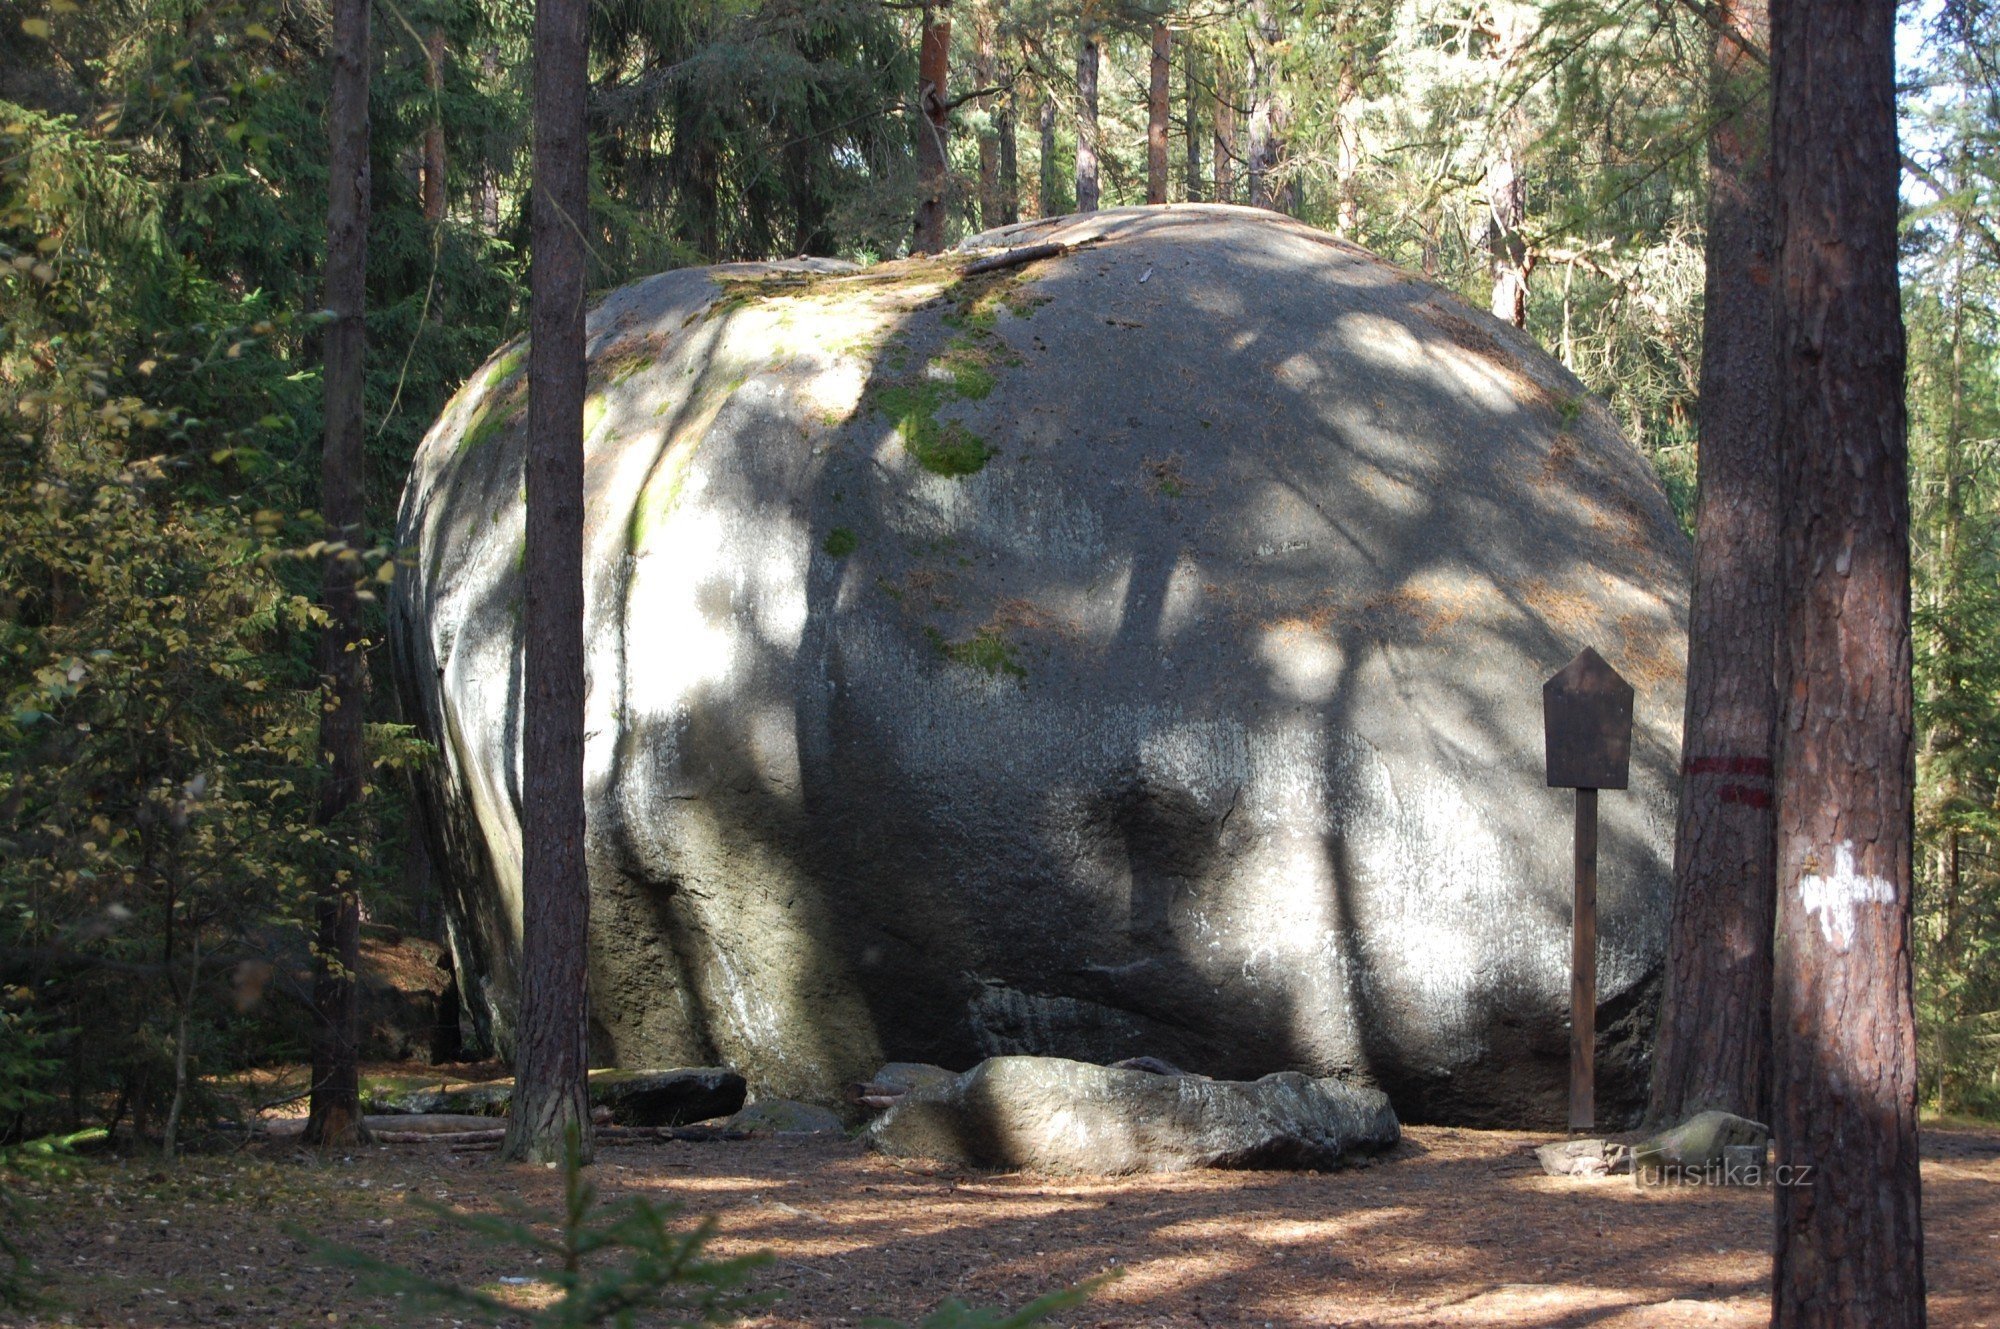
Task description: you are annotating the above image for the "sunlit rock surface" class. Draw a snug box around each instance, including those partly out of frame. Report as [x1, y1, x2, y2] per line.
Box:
[390, 205, 1689, 1128]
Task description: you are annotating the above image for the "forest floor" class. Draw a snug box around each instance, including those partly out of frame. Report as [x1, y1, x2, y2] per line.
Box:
[10, 1112, 1998, 1329]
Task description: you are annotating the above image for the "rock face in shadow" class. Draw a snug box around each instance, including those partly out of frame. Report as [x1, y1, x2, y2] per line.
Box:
[390, 206, 1689, 1128]
[867, 1056, 1400, 1174]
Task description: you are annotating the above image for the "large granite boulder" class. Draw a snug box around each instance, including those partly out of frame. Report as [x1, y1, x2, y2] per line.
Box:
[391, 205, 1688, 1127]
[867, 1055, 1399, 1174]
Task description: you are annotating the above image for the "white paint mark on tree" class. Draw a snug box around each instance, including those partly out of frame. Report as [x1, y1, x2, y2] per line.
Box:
[1797, 843, 1894, 950]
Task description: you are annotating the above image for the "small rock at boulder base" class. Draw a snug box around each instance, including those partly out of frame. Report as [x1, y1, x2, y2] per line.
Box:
[728, 1100, 846, 1135]
[367, 1080, 513, 1117]
[866, 1055, 1399, 1174]
[586, 1068, 747, 1126]
[1632, 1110, 1770, 1179]
[393, 205, 1690, 1126]
[1536, 1138, 1628, 1178]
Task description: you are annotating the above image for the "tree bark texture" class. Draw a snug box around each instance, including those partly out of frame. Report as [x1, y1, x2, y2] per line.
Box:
[503, 0, 594, 1168]
[1147, 24, 1170, 204]
[303, 0, 372, 1151]
[1037, 98, 1057, 217]
[1646, 0, 1780, 1130]
[1184, 43, 1202, 202]
[999, 98, 1020, 224]
[1075, 31, 1100, 213]
[975, 4, 1002, 229]
[422, 27, 446, 224]
[1213, 59, 1236, 204]
[913, 3, 953, 253]
[1768, 0, 1924, 1319]
[1486, 136, 1528, 327]
[1246, 4, 1288, 212]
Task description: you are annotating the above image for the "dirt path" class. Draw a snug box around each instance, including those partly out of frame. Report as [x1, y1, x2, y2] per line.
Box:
[13, 1124, 1997, 1328]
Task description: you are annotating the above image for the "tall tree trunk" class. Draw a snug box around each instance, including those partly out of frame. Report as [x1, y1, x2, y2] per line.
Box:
[1213, 58, 1236, 204]
[1334, 61, 1359, 238]
[1075, 29, 1100, 213]
[1246, 4, 1288, 212]
[1768, 0, 1924, 1318]
[999, 96, 1020, 224]
[1184, 43, 1202, 202]
[302, 0, 372, 1151]
[975, 5, 1001, 229]
[423, 28, 447, 224]
[1147, 23, 1170, 204]
[502, 0, 593, 1168]
[1486, 135, 1528, 326]
[1646, 0, 1780, 1130]
[480, 46, 502, 233]
[912, 2, 952, 253]
[1037, 97, 1057, 216]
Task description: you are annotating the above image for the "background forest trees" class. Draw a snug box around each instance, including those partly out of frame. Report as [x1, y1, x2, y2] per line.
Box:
[0, 0, 1996, 1147]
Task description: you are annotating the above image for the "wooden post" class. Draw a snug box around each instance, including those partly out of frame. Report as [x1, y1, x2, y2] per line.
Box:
[1543, 647, 1633, 1137]
[1571, 787, 1598, 1132]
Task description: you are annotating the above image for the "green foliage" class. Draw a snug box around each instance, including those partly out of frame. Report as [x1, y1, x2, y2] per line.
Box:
[1906, 7, 2000, 1118]
[306, 1127, 1092, 1328]
[302, 1128, 773, 1327]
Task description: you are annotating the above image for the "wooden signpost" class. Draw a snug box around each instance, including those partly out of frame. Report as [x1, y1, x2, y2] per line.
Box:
[1543, 647, 1635, 1134]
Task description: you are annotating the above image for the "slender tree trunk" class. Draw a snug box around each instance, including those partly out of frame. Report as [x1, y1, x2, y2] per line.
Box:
[1486, 136, 1528, 326]
[1768, 0, 1924, 1318]
[302, 0, 372, 1151]
[502, 0, 593, 1168]
[161, 932, 199, 1161]
[480, 46, 502, 233]
[912, 2, 953, 253]
[1075, 30, 1100, 213]
[1334, 62, 1359, 238]
[1147, 24, 1170, 204]
[1646, 0, 1780, 1130]
[975, 5, 1001, 230]
[1037, 98, 1058, 216]
[1246, 5, 1288, 212]
[999, 97, 1020, 224]
[1184, 43, 1202, 202]
[1213, 58, 1236, 204]
[423, 28, 447, 224]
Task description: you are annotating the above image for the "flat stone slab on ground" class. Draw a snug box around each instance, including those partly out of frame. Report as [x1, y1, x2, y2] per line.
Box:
[867, 1054, 1399, 1174]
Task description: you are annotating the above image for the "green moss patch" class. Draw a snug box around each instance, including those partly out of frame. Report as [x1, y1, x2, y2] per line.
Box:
[823, 526, 858, 557]
[877, 380, 993, 476]
[927, 625, 1027, 680]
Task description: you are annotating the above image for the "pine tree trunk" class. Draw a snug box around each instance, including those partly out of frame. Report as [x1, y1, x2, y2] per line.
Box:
[1768, 0, 1924, 1318]
[1646, 0, 1779, 1130]
[1334, 62, 1359, 238]
[302, 0, 372, 1152]
[1147, 24, 1169, 204]
[1075, 31, 1100, 213]
[1213, 60, 1236, 204]
[1246, 4, 1287, 212]
[1184, 43, 1202, 202]
[999, 98, 1020, 224]
[502, 0, 593, 1168]
[913, 3, 953, 253]
[423, 28, 446, 224]
[1486, 138, 1527, 327]
[975, 4, 1001, 229]
[480, 46, 502, 233]
[1037, 98, 1057, 217]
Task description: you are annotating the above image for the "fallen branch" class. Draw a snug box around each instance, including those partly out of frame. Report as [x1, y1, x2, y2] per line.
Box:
[963, 242, 1068, 275]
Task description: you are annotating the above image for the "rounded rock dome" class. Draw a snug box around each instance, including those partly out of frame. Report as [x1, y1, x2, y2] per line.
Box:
[392, 205, 1689, 1127]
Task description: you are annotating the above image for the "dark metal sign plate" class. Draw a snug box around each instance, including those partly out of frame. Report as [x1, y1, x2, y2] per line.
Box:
[1544, 647, 1635, 790]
